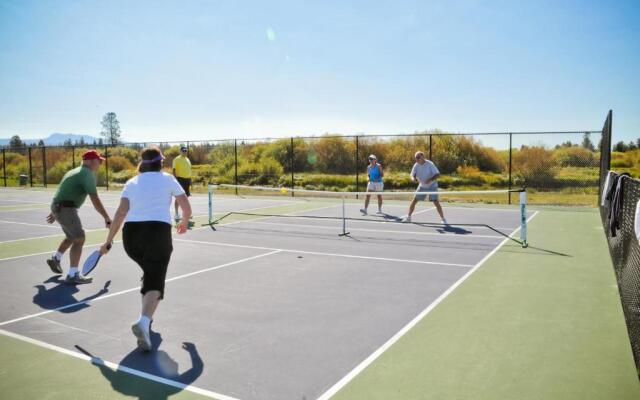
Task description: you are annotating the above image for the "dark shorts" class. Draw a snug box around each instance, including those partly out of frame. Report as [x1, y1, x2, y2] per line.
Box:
[51, 203, 84, 240]
[123, 221, 173, 299]
[176, 177, 191, 196]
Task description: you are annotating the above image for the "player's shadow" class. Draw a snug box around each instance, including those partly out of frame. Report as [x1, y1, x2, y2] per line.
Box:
[32, 276, 111, 312]
[435, 225, 472, 235]
[84, 332, 203, 400]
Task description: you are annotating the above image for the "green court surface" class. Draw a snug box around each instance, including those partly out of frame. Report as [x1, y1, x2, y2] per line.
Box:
[331, 209, 640, 400]
[1, 200, 639, 399]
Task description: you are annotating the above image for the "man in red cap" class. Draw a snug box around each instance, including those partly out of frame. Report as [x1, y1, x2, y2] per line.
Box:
[46, 150, 112, 284]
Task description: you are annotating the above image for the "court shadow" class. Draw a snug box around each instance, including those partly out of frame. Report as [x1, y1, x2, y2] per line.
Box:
[81, 332, 203, 400]
[377, 213, 403, 222]
[32, 277, 111, 312]
[435, 225, 472, 235]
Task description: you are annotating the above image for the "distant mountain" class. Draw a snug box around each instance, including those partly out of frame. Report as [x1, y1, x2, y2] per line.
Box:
[0, 133, 102, 146]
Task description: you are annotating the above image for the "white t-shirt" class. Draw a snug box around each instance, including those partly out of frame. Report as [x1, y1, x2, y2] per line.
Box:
[411, 160, 440, 188]
[121, 172, 185, 224]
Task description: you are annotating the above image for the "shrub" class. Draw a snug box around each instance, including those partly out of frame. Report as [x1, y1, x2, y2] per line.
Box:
[110, 169, 138, 183]
[47, 160, 73, 184]
[107, 155, 134, 172]
[456, 165, 481, 178]
[108, 146, 139, 165]
[554, 146, 598, 167]
[513, 146, 558, 187]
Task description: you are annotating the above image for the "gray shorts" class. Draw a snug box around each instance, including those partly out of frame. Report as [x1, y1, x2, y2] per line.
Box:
[51, 204, 85, 240]
[414, 184, 439, 202]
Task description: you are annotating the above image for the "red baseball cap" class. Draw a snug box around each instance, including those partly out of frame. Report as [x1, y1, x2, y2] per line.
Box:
[82, 150, 106, 161]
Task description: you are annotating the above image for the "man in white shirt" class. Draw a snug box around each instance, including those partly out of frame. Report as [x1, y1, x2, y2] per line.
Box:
[403, 151, 447, 224]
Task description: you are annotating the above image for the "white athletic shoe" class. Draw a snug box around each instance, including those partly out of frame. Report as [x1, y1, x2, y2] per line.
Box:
[360, 208, 368, 215]
[131, 321, 152, 351]
[441, 219, 448, 225]
[403, 215, 412, 223]
[376, 210, 383, 215]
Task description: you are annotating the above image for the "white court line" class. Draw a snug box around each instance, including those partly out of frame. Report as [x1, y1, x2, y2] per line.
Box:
[236, 221, 505, 240]
[174, 238, 473, 268]
[401, 206, 435, 219]
[0, 227, 107, 245]
[0, 219, 61, 229]
[315, 210, 540, 400]
[0, 250, 280, 327]
[35, 316, 121, 341]
[443, 206, 522, 212]
[0, 199, 50, 204]
[0, 329, 241, 400]
[0, 206, 51, 212]
[0, 241, 117, 263]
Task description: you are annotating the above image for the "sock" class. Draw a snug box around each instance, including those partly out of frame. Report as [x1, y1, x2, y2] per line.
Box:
[68, 266, 78, 276]
[53, 251, 63, 261]
[137, 315, 151, 331]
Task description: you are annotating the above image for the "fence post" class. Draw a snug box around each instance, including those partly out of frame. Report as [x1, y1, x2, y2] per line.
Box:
[598, 110, 613, 200]
[429, 134, 432, 160]
[355, 136, 359, 198]
[508, 133, 513, 205]
[234, 139, 238, 195]
[105, 145, 109, 190]
[2, 148, 6, 187]
[28, 147, 33, 187]
[290, 137, 295, 197]
[42, 146, 47, 188]
[71, 146, 75, 168]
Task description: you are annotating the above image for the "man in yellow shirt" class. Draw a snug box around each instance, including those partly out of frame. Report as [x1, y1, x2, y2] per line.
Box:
[172, 146, 192, 222]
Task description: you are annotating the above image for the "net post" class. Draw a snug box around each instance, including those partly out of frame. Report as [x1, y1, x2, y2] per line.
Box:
[104, 145, 109, 190]
[599, 110, 612, 198]
[290, 137, 295, 197]
[42, 145, 47, 188]
[208, 184, 213, 225]
[28, 147, 33, 187]
[508, 133, 512, 204]
[355, 136, 359, 199]
[234, 139, 238, 195]
[519, 190, 528, 248]
[2, 148, 6, 187]
[339, 193, 350, 236]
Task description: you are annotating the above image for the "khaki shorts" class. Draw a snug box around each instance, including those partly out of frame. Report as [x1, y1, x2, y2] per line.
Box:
[367, 181, 384, 192]
[51, 204, 85, 240]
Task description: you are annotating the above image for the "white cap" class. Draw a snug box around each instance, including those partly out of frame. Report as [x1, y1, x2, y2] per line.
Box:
[368, 154, 377, 160]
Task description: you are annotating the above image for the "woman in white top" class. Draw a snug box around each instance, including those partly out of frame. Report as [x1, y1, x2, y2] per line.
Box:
[100, 146, 192, 351]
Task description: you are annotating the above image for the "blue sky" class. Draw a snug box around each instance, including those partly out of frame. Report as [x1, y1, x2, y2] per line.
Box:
[0, 0, 638, 147]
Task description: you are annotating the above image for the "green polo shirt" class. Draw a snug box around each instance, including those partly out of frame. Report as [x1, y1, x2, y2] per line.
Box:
[52, 165, 97, 208]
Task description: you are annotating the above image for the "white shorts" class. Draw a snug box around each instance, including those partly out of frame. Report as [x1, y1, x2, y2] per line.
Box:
[367, 181, 384, 192]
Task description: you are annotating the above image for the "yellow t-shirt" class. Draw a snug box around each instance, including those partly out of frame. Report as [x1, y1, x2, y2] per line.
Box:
[172, 155, 192, 179]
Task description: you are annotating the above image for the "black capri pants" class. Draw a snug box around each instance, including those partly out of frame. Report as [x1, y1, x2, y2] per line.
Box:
[123, 221, 173, 299]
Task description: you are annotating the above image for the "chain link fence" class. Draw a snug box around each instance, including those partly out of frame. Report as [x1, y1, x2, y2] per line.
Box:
[1, 115, 610, 206]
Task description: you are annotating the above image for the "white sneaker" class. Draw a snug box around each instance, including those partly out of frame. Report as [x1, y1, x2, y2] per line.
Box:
[403, 215, 412, 223]
[360, 208, 368, 215]
[131, 321, 151, 351]
[376, 210, 383, 215]
[441, 219, 448, 225]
